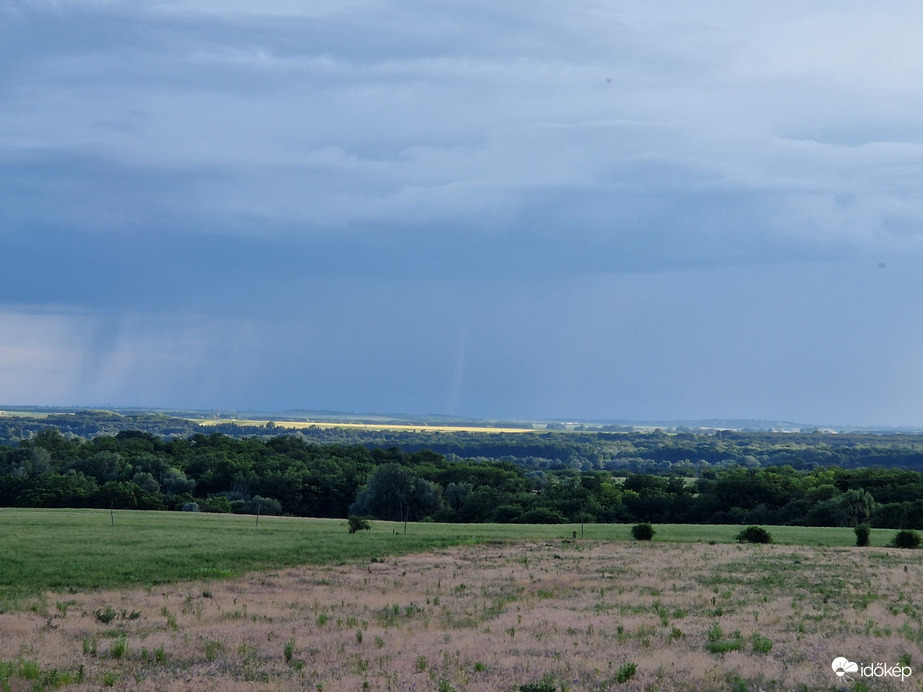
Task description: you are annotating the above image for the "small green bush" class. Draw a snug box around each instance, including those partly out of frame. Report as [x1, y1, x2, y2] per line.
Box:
[348, 515, 371, 534]
[614, 660, 637, 683]
[736, 526, 772, 544]
[518, 675, 557, 692]
[17, 660, 41, 680]
[631, 523, 656, 541]
[94, 607, 117, 624]
[203, 640, 221, 661]
[706, 624, 744, 654]
[890, 529, 922, 549]
[751, 633, 773, 654]
[854, 523, 871, 547]
[110, 636, 127, 659]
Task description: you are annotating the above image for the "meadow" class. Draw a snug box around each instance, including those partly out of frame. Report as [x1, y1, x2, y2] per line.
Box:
[0, 509, 895, 606]
[0, 510, 920, 690]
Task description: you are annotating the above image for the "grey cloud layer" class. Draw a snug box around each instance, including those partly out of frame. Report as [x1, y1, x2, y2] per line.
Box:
[6, 1, 922, 257]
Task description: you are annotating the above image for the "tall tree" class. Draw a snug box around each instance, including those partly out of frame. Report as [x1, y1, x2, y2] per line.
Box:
[350, 463, 416, 522]
[836, 488, 876, 526]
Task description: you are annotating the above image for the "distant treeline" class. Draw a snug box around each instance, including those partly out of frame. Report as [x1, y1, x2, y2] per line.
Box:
[1, 428, 923, 529]
[6, 411, 923, 474]
[0, 411, 202, 444]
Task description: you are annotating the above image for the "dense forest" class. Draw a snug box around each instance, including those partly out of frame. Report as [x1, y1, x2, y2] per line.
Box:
[2, 426, 923, 529]
[5, 411, 923, 473]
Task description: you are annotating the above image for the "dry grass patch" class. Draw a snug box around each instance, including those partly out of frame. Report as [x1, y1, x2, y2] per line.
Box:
[1, 541, 921, 690]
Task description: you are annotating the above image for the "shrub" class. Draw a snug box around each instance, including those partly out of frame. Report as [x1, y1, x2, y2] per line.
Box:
[518, 675, 557, 692]
[631, 523, 656, 541]
[614, 660, 637, 683]
[706, 624, 743, 653]
[255, 496, 282, 515]
[348, 515, 371, 534]
[438, 679, 458, 692]
[854, 523, 871, 547]
[94, 607, 117, 624]
[890, 529, 922, 549]
[736, 526, 772, 544]
[233, 496, 283, 516]
[109, 636, 127, 659]
[203, 496, 232, 513]
[751, 633, 773, 654]
[512, 508, 568, 524]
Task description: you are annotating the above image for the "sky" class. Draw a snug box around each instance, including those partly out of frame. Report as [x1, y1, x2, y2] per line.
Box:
[3, 1, 923, 426]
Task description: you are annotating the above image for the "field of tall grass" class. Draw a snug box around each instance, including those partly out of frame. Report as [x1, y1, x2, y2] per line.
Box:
[0, 509, 919, 690]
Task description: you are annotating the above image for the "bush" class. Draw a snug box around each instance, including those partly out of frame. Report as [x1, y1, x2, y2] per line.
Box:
[94, 607, 117, 624]
[512, 508, 568, 524]
[348, 515, 371, 534]
[518, 675, 557, 692]
[631, 523, 655, 541]
[736, 526, 772, 544]
[614, 660, 637, 683]
[751, 633, 773, 654]
[705, 624, 743, 653]
[890, 529, 922, 549]
[203, 496, 232, 513]
[854, 523, 871, 547]
[241, 496, 282, 516]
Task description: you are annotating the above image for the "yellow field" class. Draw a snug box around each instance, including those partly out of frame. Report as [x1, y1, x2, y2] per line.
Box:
[195, 418, 535, 434]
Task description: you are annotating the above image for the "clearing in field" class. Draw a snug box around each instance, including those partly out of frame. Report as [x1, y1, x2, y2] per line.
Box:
[1, 535, 921, 691]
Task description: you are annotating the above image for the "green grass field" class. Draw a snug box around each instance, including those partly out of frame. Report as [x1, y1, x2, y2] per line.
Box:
[0, 508, 898, 608]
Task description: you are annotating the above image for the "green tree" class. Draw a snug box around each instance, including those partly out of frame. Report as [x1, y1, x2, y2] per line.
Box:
[410, 477, 443, 519]
[131, 471, 160, 494]
[159, 467, 195, 496]
[836, 488, 876, 526]
[350, 463, 416, 522]
[444, 481, 472, 510]
[67, 451, 122, 484]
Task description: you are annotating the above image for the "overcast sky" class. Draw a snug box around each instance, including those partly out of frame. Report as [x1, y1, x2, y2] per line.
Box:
[3, 1, 923, 425]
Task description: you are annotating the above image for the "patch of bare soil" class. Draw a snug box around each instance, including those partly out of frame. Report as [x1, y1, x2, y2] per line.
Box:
[2, 541, 921, 690]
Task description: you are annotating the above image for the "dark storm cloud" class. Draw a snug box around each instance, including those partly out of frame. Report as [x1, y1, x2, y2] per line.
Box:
[4, 0, 923, 424]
